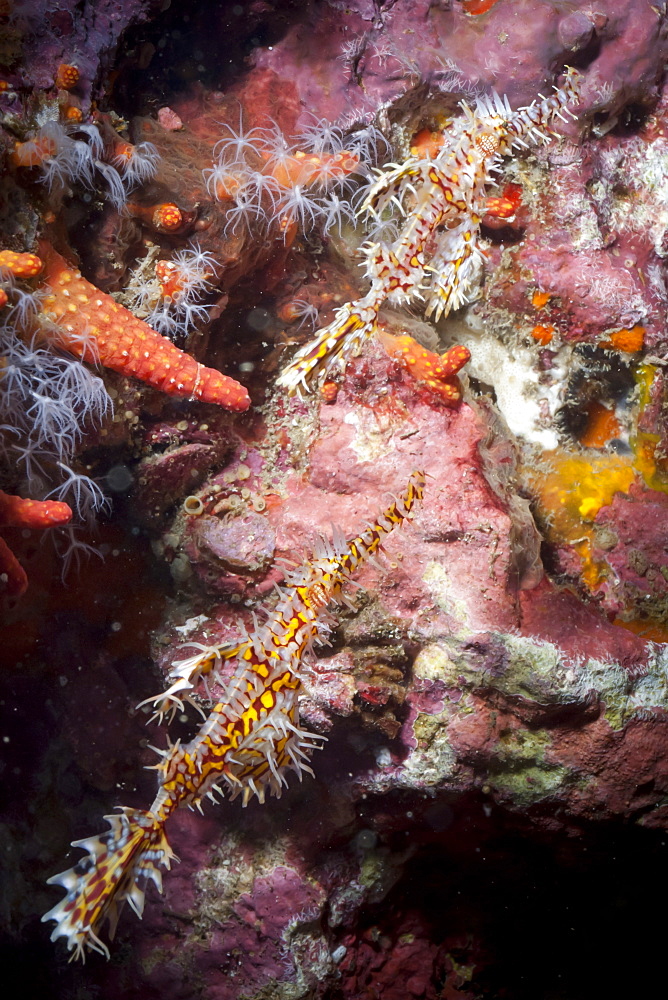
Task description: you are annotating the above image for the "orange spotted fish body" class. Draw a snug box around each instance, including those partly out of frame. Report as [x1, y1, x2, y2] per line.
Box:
[43, 471, 425, 960]
[277, 68, 581, 394]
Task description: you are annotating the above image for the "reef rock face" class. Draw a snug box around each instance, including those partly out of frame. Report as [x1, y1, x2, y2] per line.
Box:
[133, 346, 666, 997]
[4, 1, 668, 998]
[2, 0, 159, 99]
[253, 0, 667, 126]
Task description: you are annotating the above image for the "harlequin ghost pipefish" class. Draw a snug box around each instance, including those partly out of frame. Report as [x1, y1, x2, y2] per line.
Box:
[277, 67, 581, 394]
[43, 471, 425, 960]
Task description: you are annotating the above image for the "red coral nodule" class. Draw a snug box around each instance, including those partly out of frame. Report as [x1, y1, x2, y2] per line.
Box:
[0, 491, 73, 598]
[483, 183, 523, 228]
[61, 104, 83, 123]
[55, 64, 79, 91]
[320, 380, 339, 404]
[126, 202, 184, 233]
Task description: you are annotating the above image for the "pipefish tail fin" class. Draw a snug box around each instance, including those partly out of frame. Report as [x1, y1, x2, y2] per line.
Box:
[42, 807, 175, 961]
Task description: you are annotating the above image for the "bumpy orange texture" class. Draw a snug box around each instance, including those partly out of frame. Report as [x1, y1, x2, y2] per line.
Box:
[0, 491, 72, 528]
[55, 64, 79, 90]
[0, 249, 44, 278]
[378, 329, 470, 405]
[38, 245, 250, 411]
[607, 326, 645, 353]
[0, 491, 73, 598]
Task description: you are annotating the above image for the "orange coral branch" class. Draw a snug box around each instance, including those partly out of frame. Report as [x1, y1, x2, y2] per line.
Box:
[0, 491, 73, 528]
[38, 245, 250, 411]
[0, 490, 73, 598]
[377, 329, 470, 405]
[0, 535, 28, 597]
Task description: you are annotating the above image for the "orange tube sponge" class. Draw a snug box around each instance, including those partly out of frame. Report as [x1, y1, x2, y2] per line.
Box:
[531, 324, 554, 345]
[0, 491, 73, 598]
[38, 245, 250, 411]
[0, 491, 73, 529]
[605, 326, 645, 353]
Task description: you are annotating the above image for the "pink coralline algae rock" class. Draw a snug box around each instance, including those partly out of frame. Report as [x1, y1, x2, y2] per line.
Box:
[277, 402, 525, 635]
[185, 509, 277, 593]
[134, 419, 235, 523]
[252, 0, 666, 126]
[135, 442, 224, 519]
[558, 11, 596, 52]
[337, 913, 442, 1000]
[6, 0, 159, 103]
[593, 485, 668, 618]
[132, 812, 331, 1000]
[484, 119, 668, 351]
[157, 106, 183, 131]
